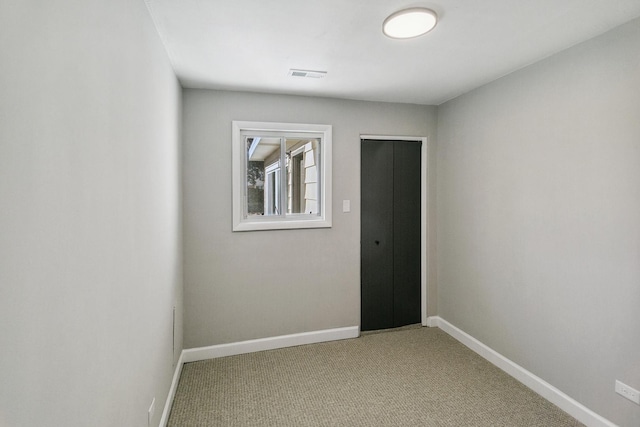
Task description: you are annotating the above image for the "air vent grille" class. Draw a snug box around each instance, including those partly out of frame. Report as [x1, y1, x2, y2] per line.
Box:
[288, 69, 327, 79]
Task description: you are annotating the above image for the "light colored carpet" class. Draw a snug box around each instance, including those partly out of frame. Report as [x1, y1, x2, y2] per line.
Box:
[168, 326, 585, 426]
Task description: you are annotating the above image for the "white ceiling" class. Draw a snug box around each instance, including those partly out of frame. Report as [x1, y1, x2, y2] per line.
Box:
[146, 0, 640, 105]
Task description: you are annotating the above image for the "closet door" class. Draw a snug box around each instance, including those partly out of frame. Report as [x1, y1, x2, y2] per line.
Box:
[361, 140, 394, 331]
[361, 139, 421, 331]
[392, 141, 421, 327]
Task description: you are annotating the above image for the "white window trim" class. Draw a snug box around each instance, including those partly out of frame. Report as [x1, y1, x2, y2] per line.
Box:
[232, 121, 332, 231]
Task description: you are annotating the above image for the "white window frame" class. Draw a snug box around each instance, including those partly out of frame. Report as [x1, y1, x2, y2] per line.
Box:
[264, 161, 281, 216]
[232, 121, 332, 231]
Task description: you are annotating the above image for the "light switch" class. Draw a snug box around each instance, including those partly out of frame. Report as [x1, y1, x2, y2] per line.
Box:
[343, 200, 351, 213]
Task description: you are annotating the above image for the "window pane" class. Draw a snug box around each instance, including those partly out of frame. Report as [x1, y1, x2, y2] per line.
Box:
[246, 136, 282, 216]
[233, 121, 331, 231]
[285, 138, 320, 216]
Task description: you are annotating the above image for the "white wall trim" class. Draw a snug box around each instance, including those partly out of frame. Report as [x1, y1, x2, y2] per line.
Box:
[425, 316, 439, 328]
[427, 316, 617, 427]
[182, 326, 359, 363]
[159, 351, 184, 427]
[420, 137, 428, 326]
[360, 135, 429, 326]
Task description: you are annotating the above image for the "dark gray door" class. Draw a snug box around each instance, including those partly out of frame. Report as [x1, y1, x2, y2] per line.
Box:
[361, 139, 421, 331]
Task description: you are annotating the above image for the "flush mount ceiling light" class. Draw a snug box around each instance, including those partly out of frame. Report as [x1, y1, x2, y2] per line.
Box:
[383, 7, 438, 39]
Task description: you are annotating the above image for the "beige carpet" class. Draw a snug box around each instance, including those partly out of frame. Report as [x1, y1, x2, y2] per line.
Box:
[168, 326, 585, 426]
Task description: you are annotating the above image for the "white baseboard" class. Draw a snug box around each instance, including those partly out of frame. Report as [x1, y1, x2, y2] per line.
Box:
[160, 326, 359, 426]
[426, 316, 616, 427]
[425, 316, 439, 328]
[159, 351, 184, 427]
[182, 326, 360, 363]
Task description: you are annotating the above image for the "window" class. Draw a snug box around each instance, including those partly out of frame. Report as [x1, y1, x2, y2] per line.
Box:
[232, 121, 332, 231]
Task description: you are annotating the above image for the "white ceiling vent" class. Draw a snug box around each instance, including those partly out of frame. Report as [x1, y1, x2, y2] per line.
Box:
[288, 69, 327, 79]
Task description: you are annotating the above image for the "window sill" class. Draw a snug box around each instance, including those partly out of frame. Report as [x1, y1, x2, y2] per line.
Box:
[232, 216, 332, 232]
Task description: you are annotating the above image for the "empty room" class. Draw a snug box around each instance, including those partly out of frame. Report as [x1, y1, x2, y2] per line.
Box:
[1, 1, 639, 426]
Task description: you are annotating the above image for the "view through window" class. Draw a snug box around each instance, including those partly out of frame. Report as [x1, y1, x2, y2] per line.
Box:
[232, 121, 332, 231]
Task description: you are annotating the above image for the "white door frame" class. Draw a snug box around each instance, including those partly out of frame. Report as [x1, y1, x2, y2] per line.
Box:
[360, 135, 428, 326]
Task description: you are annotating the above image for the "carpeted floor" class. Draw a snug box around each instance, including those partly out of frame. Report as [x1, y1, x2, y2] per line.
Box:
[168, 326, 585, 426]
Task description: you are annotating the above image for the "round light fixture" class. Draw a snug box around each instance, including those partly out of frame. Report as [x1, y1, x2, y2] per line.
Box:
[383, 8, 438, 39]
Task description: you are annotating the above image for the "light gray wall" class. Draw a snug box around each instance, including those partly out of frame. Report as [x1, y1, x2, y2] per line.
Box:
[0, 2, 182, 426]
[182, 89, 437, 348]
[437, 18, 640, 427]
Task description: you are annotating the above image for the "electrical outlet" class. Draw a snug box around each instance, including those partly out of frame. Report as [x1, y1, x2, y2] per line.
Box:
[148, 397, 156, 426]
[615, 380, 640, 405]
